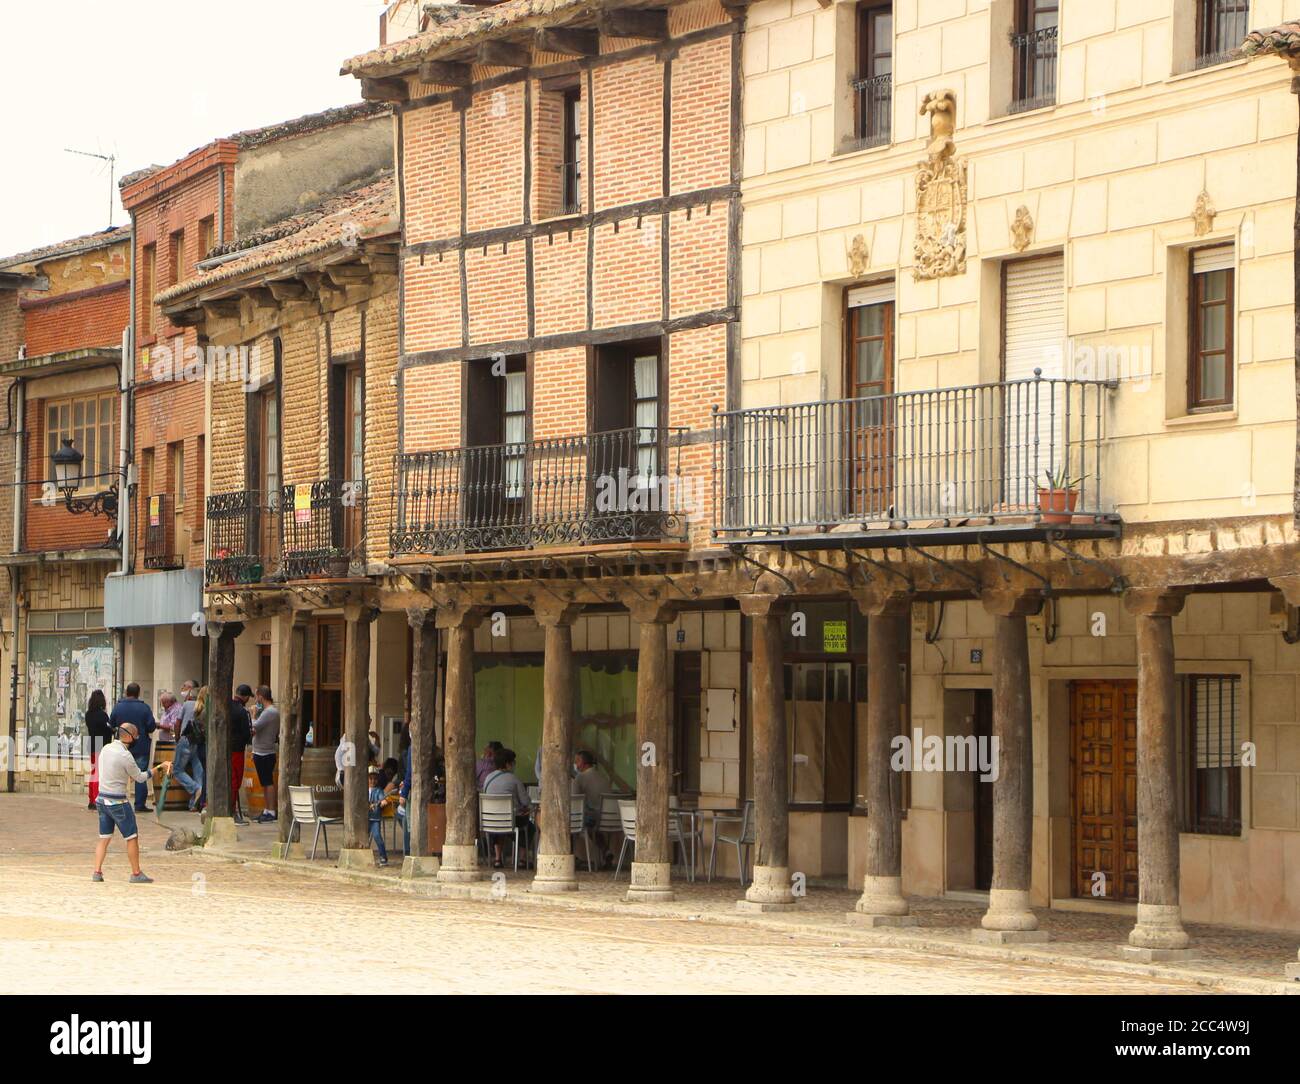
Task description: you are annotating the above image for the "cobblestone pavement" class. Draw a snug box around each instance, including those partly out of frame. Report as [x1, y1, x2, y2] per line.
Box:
[0, 795, 1287, 994]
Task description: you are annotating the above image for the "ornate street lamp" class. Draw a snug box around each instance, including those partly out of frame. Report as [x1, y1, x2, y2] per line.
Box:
[51, 438, 118, 519]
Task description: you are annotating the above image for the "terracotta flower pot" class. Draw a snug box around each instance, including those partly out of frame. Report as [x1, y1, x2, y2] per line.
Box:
[1037, 487, 1079, 525]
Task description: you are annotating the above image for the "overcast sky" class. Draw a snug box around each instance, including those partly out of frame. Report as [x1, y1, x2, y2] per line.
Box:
[0, 0, 388, 258]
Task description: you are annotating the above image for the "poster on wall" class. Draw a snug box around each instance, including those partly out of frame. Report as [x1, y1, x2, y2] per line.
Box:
[25, 631, 115, 751]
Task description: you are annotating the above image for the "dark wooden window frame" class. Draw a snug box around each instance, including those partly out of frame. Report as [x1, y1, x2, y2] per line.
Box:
[1195, 0, 1249, 68]
[1188, 257, 1234, 412]
[1184, 674, 1242, 837]
[1012, 0, 1059, 111]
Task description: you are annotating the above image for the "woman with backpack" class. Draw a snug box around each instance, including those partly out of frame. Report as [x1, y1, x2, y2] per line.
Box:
[172, 683, 206, 811]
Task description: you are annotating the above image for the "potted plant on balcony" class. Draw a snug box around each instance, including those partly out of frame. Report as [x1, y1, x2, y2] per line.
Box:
[1037, 465, 1082, 525]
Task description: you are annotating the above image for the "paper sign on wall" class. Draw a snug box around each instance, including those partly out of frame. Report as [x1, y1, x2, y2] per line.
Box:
[293, 485, 312, 524]
[823, 619, 847, 653]
[148, 495, 160, 527]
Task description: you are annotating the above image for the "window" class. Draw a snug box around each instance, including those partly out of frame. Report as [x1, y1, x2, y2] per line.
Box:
[562, 86, 582, 214]
[195, 436, 205, 542]
[168, 230, 184, 288]
[1184, 675, 1242, 836]
[1011, 0, 1058, 112]
[1196, 0, 1249, 68]
[1188, 246, 1234, 411]
[854, 2, 892, 146]
[845, 283, 895, 518]
[141, 243, 156, 337]
[464, 354, 529, 526]
[197, 217, 215, 268]
[46, 392, 119, 488]
[169, 440, 185, 554]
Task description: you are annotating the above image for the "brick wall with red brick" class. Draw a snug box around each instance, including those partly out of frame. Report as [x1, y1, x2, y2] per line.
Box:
[393, 0, 737, 549]
[122, 142, 235, 574]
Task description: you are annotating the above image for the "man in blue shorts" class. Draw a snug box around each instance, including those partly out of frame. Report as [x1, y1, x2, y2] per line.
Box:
[92, 721, 170, 883]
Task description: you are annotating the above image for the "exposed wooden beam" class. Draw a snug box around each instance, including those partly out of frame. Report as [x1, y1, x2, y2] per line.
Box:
[598, 9, 668, 40]
[166, 306, 205, 328]
[361, 76, 409, 102]
[266, 280, 309, 301]
[240, 286, 278, 311]
[364, 253, 399, 276]
[417, 59, 472, 86]
[202, 299, 241, 320]
[325, 264, 372, 287]
[477, 40, 531, 68]
[535, 28, 599, 56]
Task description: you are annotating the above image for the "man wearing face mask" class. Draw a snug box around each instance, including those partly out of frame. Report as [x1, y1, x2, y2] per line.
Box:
[92, 721, 171, 883]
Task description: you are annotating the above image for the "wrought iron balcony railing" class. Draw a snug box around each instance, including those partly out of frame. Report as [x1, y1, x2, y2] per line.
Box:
[205, 490, 275, 587]
[279, 478, 368, 579]
[1010, 25, 1058, 113]
[143, 492, 184, 570]
[851, 72, 892, 148]
[391, 426, 689, 556]
[711, 373, 1116, 538]
[1195, 0, 1248, 69]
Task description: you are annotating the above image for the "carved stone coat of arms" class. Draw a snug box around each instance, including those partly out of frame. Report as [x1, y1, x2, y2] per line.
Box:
[913, 90, 967, 281]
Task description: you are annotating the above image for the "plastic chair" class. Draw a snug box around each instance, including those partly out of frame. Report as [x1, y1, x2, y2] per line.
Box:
[479, 792, 526, 870]
[613, 798, 638, 879]
[288, 785, 342, 861]
[569, 794, 595, 871]
[708, 799, 755, 885]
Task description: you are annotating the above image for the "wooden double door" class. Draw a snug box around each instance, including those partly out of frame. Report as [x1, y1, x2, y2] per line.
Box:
[1072, 679, 1139, 902]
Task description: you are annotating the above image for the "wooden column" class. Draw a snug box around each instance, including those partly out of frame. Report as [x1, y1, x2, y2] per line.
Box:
[436, 605, 484, 890]
[737, 593, 797, 912]
[532, 601, 582, 894]
[973, 590, 1047, 943]
[204, 619, 243, 842]
[340, 603, 378, 860]
[403, 607, 439, 877]
[849, 589, 917, 926]
[625, 598, 678, 902]
[1123, 588, 1193, 958]
[275, 610, 309, 852]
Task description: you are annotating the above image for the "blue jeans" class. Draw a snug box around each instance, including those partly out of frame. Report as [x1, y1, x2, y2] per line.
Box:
[173, 736, 204, 802]
[369, 818, 388, 861]
[396, 805, 410, 855]
[133, 757, 151, 809]
[97, 797, 139, 840]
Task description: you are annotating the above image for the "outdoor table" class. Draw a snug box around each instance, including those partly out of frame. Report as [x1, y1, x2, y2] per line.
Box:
[690, 806, 741, 881]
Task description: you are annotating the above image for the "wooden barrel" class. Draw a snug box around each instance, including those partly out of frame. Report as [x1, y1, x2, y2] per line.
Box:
[300, 746, 344, 819]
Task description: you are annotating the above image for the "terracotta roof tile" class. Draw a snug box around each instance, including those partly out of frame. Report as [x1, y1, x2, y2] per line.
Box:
[0, 225, 129, 271]
[156, 174, 396, 305]
[1242, 22, 1300, 56]
[342, 0, 661, 77]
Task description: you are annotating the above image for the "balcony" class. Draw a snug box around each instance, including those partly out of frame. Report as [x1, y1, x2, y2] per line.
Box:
[205, 490, 276, 587]
[391, 426, 689, 557]
[711, 373, 1118, 546]
[279, 478, 368, 579]
[1010, 25, 1058, 113]
[851, 72, 892, 149]
[142, 492, 184, 570]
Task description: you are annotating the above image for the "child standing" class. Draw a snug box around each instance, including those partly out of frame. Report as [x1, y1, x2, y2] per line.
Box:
[368, 766, 389, 867]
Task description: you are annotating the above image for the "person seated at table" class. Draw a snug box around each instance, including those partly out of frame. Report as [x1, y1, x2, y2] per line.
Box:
[476, 741, 503, 789]
[482, 747, 532, 869]
[571, 749, 611, 869]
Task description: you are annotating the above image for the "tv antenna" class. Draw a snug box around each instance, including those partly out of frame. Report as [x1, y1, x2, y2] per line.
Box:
[64, 147, 117, 228]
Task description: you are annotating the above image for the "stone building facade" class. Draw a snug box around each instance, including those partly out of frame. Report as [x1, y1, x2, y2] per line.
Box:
[0, 228, 131, 795]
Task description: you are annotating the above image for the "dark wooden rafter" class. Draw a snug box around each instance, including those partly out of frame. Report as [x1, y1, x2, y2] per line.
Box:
[418, 59, 472, 86]
[324, 263, 372, 287]
[266, 280, 309, 301]
[535, 28, 599, 56]
[477, 40, 532, 67]
[598, 8, 668, 39]
[361, 76, 409, 102]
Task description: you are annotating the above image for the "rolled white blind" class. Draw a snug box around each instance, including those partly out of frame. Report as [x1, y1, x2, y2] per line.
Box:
[1003, 255, 1065, 381]
[847, 279, 895, 308]
[1192, 245, 1234, 275]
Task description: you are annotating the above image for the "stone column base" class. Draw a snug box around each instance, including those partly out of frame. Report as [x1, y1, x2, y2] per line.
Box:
[736, 864, 797, 912]
[848, 874, 916, 925]
[1284, 961, 1300, 981]
[977, 888, 1044, 940]
[531, 853, 578, 894]
[401, 855, 441, 879]
[271, 840, 304, 860]
[338, 847, 377, 871]
[626, 860, 674, 902]
[1127, 903, 1190, 951]
[436, 843, 482, 894]
[205, 816, 239, 848]
[1120, 945, 1200, 962]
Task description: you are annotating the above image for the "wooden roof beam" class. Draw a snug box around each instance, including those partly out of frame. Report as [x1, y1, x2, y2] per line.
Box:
[598, 8, 668, 39]
[535, 28, 600, 56]
[361, 76, 409, 102]
[477, 40, 531, 67]
[418, 59, 472, 86]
